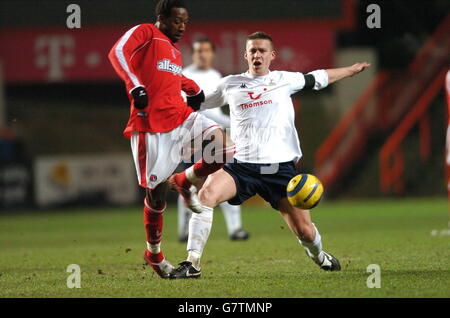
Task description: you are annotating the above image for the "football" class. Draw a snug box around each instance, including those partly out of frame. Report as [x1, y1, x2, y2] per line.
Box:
[286, 173, 324, 210]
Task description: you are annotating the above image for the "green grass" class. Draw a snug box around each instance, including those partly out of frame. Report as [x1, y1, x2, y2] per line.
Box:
[1, 198, 449, 298]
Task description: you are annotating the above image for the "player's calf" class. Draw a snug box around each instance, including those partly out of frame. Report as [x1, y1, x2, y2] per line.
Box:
[278, 199, 341, 271]
[278, 199, 316, 241]
[295, 221, 316, 242]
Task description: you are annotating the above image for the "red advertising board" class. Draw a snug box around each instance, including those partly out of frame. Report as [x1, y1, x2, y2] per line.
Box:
[0, 21, 335, 83]
[179, 21, 335, 75]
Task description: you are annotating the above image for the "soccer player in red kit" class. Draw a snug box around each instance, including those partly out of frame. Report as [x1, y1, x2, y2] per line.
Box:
[108, 0, 234, 278]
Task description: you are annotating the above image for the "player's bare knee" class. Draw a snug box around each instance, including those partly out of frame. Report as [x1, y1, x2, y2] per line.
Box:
[198, 184, 220, 208]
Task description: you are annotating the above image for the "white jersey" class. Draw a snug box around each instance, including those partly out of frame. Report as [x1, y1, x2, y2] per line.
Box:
[201, 69, 329, 164]
[182, 64, 231, 128]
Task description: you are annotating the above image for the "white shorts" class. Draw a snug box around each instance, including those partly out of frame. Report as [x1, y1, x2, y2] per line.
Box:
[130, 112, 219, 189]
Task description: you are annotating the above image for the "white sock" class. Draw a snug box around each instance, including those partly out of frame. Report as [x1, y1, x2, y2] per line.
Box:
[177, 195, 192, 237]
[186, 206, 213, 269]
[187, 250, 201, 269]
[299, 223, 324, 263]
[219, 202, 242, 235]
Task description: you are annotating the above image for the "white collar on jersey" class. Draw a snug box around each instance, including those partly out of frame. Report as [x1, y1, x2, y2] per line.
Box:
[245, 70, 272, 79]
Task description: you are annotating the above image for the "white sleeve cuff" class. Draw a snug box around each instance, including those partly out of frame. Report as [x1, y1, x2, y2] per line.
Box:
[307, 69, 329, 90]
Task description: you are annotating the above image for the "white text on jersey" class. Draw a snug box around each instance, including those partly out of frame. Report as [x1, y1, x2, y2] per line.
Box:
[157, 59, 182, 76]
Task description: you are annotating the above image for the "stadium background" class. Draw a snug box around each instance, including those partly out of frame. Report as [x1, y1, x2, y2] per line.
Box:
[1, 0, 448, 211]
[0, 0, 450, 295]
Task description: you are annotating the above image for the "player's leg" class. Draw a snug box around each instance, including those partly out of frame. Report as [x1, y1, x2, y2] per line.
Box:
[169, 169, 237, 279]
[219, 202, 249, 240]
[188, 169, 237, 266]
[277, 198, 341, 271]
[197, 168, 238, 207]
[130, 131, 178, 278]
[142, 182, 176, 278]
[257, 161, 340, 271]
[176, 160, 195, 242]
[170, 120, 235, 213]
[177, 194, 192, 242]
[172, 126, 231, 188]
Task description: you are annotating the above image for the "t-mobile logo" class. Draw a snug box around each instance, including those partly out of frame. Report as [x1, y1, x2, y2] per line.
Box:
[35, 35, 75, 81]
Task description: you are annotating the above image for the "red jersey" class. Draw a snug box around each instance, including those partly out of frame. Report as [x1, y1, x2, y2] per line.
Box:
[108, 23, 201, 138]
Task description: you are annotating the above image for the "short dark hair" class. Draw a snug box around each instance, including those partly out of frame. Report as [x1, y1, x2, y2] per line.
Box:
[155, 0, 187, 19]
[191, 37, 216, 52]
[246, 31, 274, 49]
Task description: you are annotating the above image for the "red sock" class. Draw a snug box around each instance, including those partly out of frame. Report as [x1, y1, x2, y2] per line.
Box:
[144, 249, 165, 263]
[143, 198, 165, 247]
[175, 160, 224, 190]
[175, 170, 193, 190]
[176, 145, 236, 189]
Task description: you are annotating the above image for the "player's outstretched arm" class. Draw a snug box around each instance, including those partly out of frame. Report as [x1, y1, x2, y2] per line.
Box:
[326, 62, 371, 84]
[199, 78, 228, 110]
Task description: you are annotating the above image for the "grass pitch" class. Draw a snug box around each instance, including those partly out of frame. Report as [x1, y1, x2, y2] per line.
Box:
[0, 198, 449, 298]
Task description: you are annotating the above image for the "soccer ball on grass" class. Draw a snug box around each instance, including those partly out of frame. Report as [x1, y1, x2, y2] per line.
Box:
[286, 173, 324, 210]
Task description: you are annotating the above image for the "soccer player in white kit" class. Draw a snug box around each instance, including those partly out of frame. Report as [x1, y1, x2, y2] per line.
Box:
[178, 38, 249, 242]
[169, 32, 370, 278]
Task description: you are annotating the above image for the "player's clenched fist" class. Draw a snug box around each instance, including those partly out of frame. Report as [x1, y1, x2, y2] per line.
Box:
[186, 90, 205, 111]
[131, 86, 149, 109]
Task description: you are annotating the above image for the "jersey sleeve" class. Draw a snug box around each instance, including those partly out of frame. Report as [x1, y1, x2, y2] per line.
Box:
[283, 70, 329, 94]
[201, 108, 231, 128]
[181, 75, 201, 96]
[307, 69, 329, 90]
[200, 77, 228, 110]
[108, 24, 153, 92]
